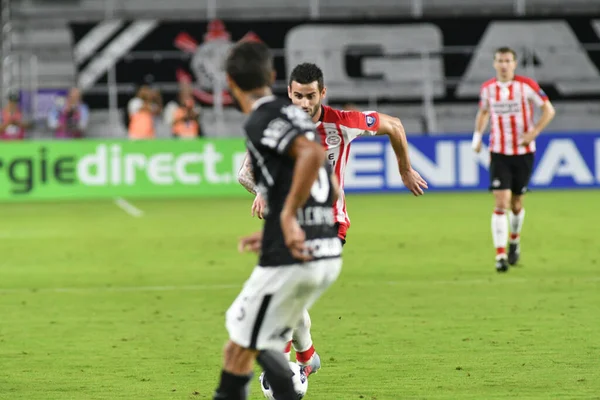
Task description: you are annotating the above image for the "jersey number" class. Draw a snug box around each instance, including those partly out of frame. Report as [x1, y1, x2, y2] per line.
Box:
[261, 118, 290, 149]
[311, 167, 330, 203]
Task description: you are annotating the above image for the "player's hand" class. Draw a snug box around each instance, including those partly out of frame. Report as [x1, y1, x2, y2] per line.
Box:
[280, 211, 312, 261]
[238, 231, 263, 253]
[401, 168, 428, 196]
[251, 193, 266, 219]
[473, 141, 482, 153]
[520, 130, 538, 146]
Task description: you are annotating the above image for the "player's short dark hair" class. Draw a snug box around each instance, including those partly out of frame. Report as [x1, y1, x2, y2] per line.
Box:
[289, 63, 324, 92]
[225, 41, 273, 91]
[494, 47, 517, 60]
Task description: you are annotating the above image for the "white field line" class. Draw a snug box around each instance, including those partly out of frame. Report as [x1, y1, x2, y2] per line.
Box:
[0, 276, 598, 295]
[0, 283, 240, 295]
[114, 197, 144, 217]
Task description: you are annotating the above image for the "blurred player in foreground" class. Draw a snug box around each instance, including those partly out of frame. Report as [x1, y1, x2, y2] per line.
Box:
[238, 62, 427, 375]
[472, 47, 555, 272]
[213, 42, 342, 400]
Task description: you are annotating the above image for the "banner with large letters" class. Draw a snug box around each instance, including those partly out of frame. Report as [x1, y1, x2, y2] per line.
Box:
[0, 139, 248, 201]
[0, 134, 598, 202]
[70, 17, 600, 109]
[344, 133, 600, 193]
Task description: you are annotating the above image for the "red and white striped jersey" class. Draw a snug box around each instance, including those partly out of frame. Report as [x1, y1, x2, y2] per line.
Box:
[479, 75, 549, 155]
[315, 105, 380, 231]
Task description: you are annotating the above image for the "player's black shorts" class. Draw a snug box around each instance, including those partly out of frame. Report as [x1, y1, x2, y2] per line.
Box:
[489, 152, 535, 195]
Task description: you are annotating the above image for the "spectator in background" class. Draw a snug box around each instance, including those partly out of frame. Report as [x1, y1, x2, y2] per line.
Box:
[164, 82, 192, 126]
[129, 88, 157, 139]
[171, 92, 202, 139]
[48, 87, 89, 139]
[0, 92, 28, 140]
[128, 85, 163, 139]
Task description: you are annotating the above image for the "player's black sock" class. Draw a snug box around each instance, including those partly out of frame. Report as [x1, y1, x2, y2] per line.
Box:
[257, 350, 297, 400]
[213, 370, 252, 400]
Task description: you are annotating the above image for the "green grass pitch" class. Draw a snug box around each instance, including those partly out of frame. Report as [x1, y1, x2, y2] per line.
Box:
[0, 191, 599, 399]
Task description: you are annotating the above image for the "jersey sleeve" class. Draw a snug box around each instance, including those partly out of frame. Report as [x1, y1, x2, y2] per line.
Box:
[524, 79, 549, 107]
[346, 110, 380, 135]
[256, 104, 317, 156]
[338, 110, 380, 142]
[479, 84, 490, 110]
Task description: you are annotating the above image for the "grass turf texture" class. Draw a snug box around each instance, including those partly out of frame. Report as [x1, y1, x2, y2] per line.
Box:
[0, 191, 599, 399]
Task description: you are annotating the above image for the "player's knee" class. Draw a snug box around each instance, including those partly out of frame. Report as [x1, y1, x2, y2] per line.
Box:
[494, 201, 509, 211]
[494, 199, 508, 214]
[222, 340, 256, 375]
[494, 193, 510, 210]
[511, 197, 523, 214]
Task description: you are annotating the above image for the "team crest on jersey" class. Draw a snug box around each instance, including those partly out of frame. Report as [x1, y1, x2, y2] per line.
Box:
[365, 115, 376, 127]
[326, 133, 341, 146]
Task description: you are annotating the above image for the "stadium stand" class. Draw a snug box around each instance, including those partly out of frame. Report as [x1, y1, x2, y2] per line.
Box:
[3, 0, 600, 138]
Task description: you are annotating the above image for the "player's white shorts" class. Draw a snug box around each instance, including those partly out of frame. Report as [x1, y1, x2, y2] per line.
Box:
[226, 257, 342, 352]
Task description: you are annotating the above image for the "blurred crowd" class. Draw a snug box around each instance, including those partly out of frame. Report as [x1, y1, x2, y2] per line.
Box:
[126, 83, 203, 140]
[1, 87, 89, 141]
[0, 83, 203, 141]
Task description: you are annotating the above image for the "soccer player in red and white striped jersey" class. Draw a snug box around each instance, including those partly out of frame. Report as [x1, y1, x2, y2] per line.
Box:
[238, 62, 427, 375]
[287, 63, 426, 238]
[472, 47, 555, 272]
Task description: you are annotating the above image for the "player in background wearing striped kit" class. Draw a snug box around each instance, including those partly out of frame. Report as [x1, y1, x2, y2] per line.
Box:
[472, 47, 555, 272]
[238, 62, 427, 376]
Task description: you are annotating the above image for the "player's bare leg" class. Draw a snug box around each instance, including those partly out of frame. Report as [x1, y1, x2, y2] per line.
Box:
[292, 309, 321, 376]
[213, 341, 255, 400]
[492, 189, 511, 272]
[508, 194, 525, 265]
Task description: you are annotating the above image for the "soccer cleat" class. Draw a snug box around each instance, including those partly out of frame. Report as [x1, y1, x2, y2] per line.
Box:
[495, 257, 509, 273]
[297, 352, 320, 377]
[508, 243, 520, 265]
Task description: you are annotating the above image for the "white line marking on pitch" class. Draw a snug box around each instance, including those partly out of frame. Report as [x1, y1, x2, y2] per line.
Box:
[1, 276, 598, 295]
[114, 197, 144, 217]
[0, 283, 240, 295]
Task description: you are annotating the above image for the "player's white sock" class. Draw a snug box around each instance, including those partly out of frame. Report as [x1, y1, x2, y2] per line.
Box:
[509, 208, 525, 244]
[292, 309, 315, 363]
[491, 209, 508, 259]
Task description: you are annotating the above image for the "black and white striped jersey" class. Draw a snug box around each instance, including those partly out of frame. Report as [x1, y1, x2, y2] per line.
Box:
[244, 96, 341, 267]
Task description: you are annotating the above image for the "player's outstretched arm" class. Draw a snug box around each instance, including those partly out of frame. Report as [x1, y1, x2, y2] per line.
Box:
[521, 100, 556, 146]
[376, 113, 428, 196]
[237, 152, 257, 195]
[281, 135, 326, 261]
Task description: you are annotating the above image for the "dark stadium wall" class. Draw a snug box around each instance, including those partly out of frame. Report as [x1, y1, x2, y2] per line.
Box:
[69, 17, 600, 110]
